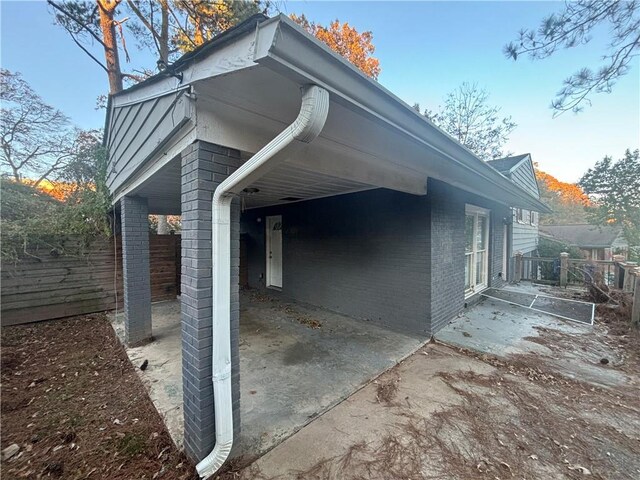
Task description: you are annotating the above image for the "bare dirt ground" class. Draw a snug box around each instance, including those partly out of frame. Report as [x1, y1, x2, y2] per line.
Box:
[1, 314, 196, 480]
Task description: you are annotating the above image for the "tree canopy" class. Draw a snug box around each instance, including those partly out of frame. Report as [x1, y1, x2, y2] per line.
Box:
[0, 70, 110, 261]
[504, 0, 640, 115]
[49, 0, 271, 92]
[535, 167, 590, 225]
[0, 69, 79, 186]
[290, 14, 381, 79]
[579, 149, 640, 248]
[416, 82, 516, 160]
[1, 136, 110, 262]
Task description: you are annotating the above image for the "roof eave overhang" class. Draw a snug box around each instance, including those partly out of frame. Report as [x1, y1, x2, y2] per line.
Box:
[253, 16, 550, 213]
[104, 14, 550, 213]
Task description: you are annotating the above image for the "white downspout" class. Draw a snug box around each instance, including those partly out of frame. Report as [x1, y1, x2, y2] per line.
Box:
[196, 84, 329, 479]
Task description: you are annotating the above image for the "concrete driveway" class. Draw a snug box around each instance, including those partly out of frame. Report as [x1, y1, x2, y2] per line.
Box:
[237, 285, 640, 479]
[240, 343, 640, 479]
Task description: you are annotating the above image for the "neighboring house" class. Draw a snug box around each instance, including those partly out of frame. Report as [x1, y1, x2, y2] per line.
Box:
[104, 14, 549, 475]
[487, 154, 541, 279]
[540, 224, 629, 260]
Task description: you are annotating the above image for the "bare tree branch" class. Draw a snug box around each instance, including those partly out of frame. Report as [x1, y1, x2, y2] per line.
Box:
[68, 30, 110, 73]
[505, 0, 640, 114]
[47, 0, 108, 49]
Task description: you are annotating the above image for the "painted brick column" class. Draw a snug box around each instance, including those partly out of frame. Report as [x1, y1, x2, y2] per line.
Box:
[181, 141, 242, 462]
[120, 196, 152, 346]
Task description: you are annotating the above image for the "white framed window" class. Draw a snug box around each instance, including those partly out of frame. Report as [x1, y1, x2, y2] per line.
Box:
[465, 205, 490, 297]
[516, 208, 527, 224]
[530, 211, 537, 225]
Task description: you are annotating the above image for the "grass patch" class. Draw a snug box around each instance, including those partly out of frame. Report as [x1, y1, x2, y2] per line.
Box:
[117, 433, 147, 457]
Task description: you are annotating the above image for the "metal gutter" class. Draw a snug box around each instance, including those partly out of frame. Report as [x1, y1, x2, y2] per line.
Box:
[195, 84, 329, 479]
[103, 13, 549, 212]
[252, 15, 551, 213]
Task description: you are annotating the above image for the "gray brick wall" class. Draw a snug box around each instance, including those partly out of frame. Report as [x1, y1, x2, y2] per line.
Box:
[242, 183, 509, 337]
[120, 196, 152, 346]
[180, 141, 242, 462]
[428, 179, 509, 332]
[241, 189, 431, 335]
[427, 181, 466, 334]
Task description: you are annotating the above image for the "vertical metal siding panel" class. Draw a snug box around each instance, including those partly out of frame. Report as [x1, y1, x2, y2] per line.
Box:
[107, 92, 191, 194]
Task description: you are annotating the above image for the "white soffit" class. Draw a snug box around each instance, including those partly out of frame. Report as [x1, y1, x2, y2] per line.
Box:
[240, 162, 373, 209]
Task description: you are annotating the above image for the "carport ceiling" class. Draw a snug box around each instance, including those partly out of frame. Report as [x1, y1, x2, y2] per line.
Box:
[130, 154, 376, 214]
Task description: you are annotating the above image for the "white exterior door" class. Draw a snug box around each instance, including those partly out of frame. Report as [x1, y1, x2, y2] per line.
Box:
[465, 205, 490, 297]
[266, 215, 283, 288]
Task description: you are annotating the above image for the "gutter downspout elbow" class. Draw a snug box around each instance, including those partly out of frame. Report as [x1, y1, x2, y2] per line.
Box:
[196, 84, 329, 479]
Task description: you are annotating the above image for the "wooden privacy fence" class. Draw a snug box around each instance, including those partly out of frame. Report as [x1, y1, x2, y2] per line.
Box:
[1, 234, 181, 327]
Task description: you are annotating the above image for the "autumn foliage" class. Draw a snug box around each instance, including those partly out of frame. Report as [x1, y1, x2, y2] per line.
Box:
[535, 169, 590, 206]
[534, 166, 589, 224]
[21, 179, 80, 202]
[291, 14, 381, 79]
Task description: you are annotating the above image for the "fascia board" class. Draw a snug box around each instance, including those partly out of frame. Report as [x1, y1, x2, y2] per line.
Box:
[254, 16, 550, 213]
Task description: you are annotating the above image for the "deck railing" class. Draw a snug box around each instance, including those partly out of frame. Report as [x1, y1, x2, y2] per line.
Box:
[514, 253, 640, 326]
[517, 256, 559, 285]
[566, 259, 616, 286]
[516, 254, 623, 287]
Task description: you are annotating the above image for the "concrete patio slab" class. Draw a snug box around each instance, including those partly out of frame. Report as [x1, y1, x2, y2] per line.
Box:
[110, 290, 426, 456]
[435, 283, 632, 389]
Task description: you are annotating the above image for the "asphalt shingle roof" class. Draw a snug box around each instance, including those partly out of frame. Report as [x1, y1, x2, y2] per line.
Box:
[540, 224, 624, 248]
[486, 154, 530, 174]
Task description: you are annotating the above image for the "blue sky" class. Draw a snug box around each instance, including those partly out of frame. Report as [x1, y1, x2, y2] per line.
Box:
[2, 0, 638, 182]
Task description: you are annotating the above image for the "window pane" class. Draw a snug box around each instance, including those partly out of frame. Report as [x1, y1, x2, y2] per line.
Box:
[476, 216, 487, 250]
[476, 253, 485, 285]
[465, 215, 474, 253]
[465, 254, 472, 289]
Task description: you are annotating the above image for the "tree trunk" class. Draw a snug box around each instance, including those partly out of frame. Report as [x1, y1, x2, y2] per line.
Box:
[157, 215, 169, 234]
[97, 0, 123, 93]
[193, 15, 204, 46]
[159, 0, 169, 63]
[155, 0, 170, 232]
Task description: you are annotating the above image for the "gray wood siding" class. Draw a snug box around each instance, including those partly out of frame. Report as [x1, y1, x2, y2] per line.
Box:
[106, 90, 193, 195]
[509, 159, 539, 254]
[510, 159, 539, 198]
[512, 208, 538, 254]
